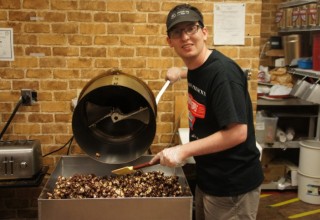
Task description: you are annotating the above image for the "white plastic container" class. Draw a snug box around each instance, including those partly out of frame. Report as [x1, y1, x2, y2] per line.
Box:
[298, 171, 320, 204]
[299, 140, 320, 176]
[255, 111, 278, 144]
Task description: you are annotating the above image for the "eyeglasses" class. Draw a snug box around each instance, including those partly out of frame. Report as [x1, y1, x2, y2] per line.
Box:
[168, 24, 201, 39]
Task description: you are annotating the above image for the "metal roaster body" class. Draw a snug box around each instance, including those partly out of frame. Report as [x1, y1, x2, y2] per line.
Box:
[38, 69, 193, 220]
[72, 69, 157, 164]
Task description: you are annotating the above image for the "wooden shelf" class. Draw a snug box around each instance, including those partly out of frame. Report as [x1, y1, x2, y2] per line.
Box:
[265, 49, 284, 57]
[279, 0, 318, 8]
[279, 27, 320, 33]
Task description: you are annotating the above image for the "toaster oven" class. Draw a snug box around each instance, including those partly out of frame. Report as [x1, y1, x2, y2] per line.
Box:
[0, 139, 42, 180]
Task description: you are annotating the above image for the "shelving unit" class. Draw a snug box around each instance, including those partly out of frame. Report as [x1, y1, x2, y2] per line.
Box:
[257, 97, 319, 142]
[257, 97, 319, 190]
[277, 0, 320, 33]
[258, 0, 320, 190]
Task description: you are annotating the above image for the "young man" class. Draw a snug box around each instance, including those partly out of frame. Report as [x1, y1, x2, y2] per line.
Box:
[150, 4, 264, 220]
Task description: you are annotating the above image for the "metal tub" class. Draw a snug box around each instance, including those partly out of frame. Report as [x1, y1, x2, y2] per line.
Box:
[38, 156, 193, 220]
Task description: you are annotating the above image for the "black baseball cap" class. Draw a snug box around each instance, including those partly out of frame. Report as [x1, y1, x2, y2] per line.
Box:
[166, 7, 203, 32]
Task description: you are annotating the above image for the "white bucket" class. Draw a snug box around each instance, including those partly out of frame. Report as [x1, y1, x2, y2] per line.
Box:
[298, 171, 320, 204]
[299, 140, 320, 176]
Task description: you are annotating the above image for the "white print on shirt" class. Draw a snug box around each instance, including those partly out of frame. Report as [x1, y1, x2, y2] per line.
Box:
[188, 83, 206, 96]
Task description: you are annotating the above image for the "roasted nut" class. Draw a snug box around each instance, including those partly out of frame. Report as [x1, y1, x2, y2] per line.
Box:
[48, 171, 185, 199]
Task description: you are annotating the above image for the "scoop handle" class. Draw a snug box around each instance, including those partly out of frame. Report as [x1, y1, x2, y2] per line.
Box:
[155, 80, 170, 105]
[133, 161, 160, 170]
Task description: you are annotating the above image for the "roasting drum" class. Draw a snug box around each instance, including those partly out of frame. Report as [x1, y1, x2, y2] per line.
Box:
[72, 69, 157, 164]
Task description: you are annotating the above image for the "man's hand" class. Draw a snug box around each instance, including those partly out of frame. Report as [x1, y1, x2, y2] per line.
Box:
[166, 67, 182, 83]
[150, 145, 186, 167]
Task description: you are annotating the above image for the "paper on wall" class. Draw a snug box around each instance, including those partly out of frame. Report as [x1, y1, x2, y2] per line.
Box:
[0, 28, 14, 61]
[213, 3, 245, 45]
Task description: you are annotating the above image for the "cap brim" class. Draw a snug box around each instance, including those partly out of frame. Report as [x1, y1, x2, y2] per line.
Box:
[167, 17, 199, 32]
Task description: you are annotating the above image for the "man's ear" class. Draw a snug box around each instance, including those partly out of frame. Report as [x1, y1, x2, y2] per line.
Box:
[167, 36, 174, 47]
[202, 27, 209, 41]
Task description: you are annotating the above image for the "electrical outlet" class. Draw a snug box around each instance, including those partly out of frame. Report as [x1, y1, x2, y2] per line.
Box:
[21, 89, 37, 106]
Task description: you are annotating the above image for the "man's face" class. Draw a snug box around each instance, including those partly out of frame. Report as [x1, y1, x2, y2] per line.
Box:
[167, 22, 208, 60]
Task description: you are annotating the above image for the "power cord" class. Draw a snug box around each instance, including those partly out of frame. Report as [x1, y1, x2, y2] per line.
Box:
[42, 136, 74, 157]
[259, 41, 270, 59]
[0, 98, 23, 140]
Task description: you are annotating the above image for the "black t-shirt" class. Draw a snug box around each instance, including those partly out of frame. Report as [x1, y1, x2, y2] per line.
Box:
[188, 49, 264, 196]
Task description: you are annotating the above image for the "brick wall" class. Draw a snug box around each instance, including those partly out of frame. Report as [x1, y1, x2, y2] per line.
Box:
[1, 0, 264, 173]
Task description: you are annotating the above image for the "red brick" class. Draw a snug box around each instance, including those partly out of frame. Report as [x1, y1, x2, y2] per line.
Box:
[0, 69, 24, 79]
[51, 0, 78, 10]
[0, 80, 11, 90]
[28, 114, 54, 123]
[108, 47, 134, 57]
[53, 47, 79, 56]
[25, 46, 51, 56]
[94, 59, 119, 68]
[38, 12, 66, 22]
[53, 69, 80, 79]
[52, 23, 78, 34]
[42, 124, 68, 134]
[39, 58, 66, 68]
[54, 91, 77, 101]
[94, 36, 119, 45]
[107, 24, 133, 34]
[67, 12, 92, 22]
[38, 35, 66, 45]
[23, 0, 49, 9]
[41, 101, 70, 112]
[0, 0, 20, 9]
[136, 2, 160, 12]
[13, 124, 41, 135]
[121, 13, 146, 23]
[135, 24, 160, 35]
[107, 1, 134, 11]
[11, 58, 38, 68]
[55, 113, 72, 123]
[14, 35, 37, 45]
[40, 81, 68, 90]
[67, 58, 92, 68]
[80, 47, 106, 57]
[0, 11, 7, 20]
[26, 69, 52, 79]
[80, 23, 105, 34]
[79, 1, 106, 11]
[120, 36, 146, 45]
[68, 35, 92, 46]
[1, 22, 22, 33]
[94, 13, 119, 22]
[136, 47, 160, 57]
[24, 24, 50, 33]
[121, 58, 145, 68]
[9, 11, 36, 21]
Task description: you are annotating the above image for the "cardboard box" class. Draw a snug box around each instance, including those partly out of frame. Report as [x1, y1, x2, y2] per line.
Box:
[263, 160, 286, 184]
[262, 159, 298, 185]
